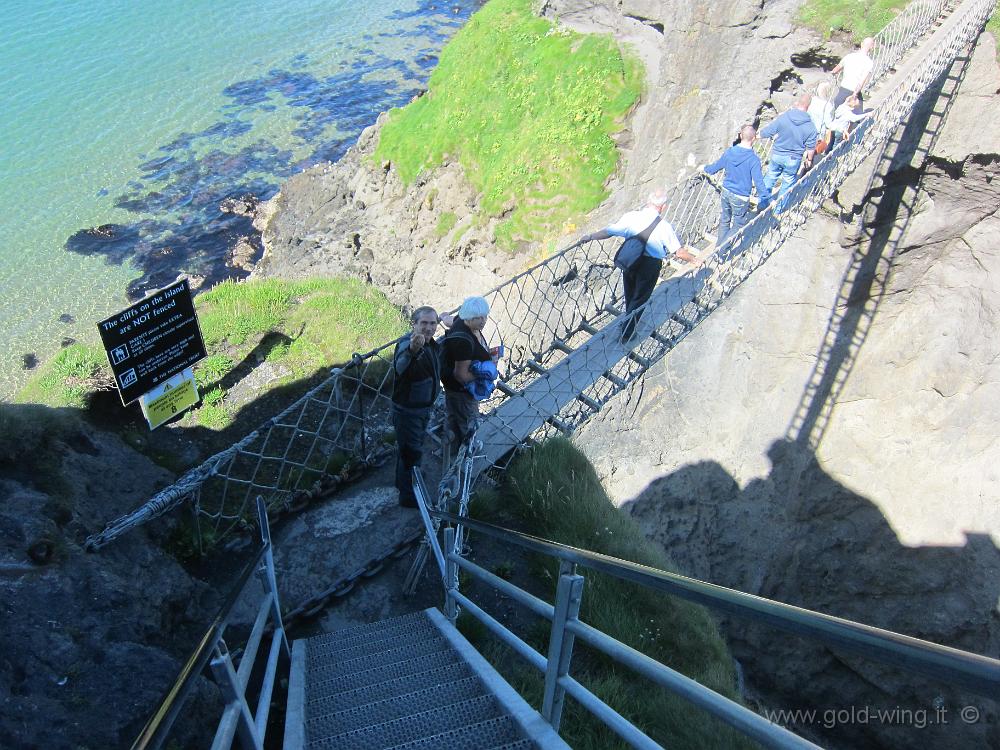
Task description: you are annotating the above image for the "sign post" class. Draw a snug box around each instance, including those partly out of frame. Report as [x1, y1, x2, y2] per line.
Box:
[97, 278, 207, 410]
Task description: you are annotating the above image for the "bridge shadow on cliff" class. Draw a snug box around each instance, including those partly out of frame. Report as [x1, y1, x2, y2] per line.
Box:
[785, 49, 972, 456]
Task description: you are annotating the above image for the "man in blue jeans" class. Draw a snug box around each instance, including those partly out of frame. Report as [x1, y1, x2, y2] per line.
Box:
[701, 124, 768, 247]
[760, 92, 817, 207]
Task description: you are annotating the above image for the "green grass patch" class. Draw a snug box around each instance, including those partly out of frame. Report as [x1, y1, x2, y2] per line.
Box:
[375, 0, 642, 249]
[470, 438, 752, 749]
[988, 8, 1000, 61]
[16, 278, 406, 432]
[797, 0, 907, 41]
[16, 343, 109, 408]
[434, 210, 459, 238]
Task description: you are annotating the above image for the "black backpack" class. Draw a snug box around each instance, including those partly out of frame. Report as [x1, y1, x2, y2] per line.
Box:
[613, 215, 662, 270]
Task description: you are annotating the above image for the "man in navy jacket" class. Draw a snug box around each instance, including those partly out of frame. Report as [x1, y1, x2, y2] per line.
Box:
[759, 93, 818, 205]
[702, 125, 768, 245]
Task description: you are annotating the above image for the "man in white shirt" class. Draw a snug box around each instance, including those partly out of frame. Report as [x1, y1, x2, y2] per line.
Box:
[577, 189, 696, 340]
[832, 37, 875, 111]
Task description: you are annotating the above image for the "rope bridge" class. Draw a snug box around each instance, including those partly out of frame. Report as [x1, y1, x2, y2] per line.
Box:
[85, 0, 994, 552]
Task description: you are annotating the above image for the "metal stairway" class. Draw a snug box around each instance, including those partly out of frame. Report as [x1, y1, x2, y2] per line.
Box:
[284, 608, 570, 750]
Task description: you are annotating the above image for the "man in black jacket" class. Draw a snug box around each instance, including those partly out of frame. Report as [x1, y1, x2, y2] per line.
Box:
[391, 306, 441, 507]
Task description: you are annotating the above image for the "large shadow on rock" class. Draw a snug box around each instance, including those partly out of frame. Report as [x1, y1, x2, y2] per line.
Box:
[622, 439, 999, 750]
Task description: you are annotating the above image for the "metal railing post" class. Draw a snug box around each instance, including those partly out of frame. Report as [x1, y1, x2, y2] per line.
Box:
[444, 526, 460, 625]
[209, 641, 263, 750]
[542, 560, 585, 730]
[256, 497, 290, 659]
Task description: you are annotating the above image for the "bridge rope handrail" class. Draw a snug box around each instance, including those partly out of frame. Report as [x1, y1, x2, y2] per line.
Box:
[85, 0, 994, 551]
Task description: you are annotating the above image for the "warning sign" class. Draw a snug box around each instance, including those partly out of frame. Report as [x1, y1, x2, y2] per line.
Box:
[97, 279, 207, 405]
[140, 369, 199, 429]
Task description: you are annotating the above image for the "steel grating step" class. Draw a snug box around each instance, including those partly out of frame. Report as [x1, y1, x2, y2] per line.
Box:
[308, 621, 438, 659]
[307, 675, 486, 737]
[307, 637, 451, 683]
[306, 611, 432, 649]
[307, 649, 464, 702]
[486, 741, 537, 750]
[308, 693, 503, 749]
[306, 661, 475, 715]
[381, 715, 523, 750]
[307, 631, 446, 673]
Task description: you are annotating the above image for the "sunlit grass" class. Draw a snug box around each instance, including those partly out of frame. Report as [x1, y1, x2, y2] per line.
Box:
[797, 0, 908, 41]
[375, 0, 642, 250]
[16, 278, 406, 430]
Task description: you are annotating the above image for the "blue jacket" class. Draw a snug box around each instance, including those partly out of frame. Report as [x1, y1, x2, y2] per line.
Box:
[704, 145, 767, 198]
[466, 359, 498, 401]
[760, 109, 817, 161]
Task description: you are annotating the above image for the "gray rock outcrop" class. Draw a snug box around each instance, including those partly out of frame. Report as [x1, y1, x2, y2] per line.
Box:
[0, 412, 219, 748]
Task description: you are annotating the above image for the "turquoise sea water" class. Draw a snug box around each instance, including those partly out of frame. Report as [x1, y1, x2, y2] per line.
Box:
[0, 0, 479, 398]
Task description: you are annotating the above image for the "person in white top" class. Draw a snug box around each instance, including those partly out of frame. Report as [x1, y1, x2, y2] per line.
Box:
[829, 94, 869, 146]
[807, 81, 836, 135]
[832, 37, 875, 111]
[576, 189, 696, 340]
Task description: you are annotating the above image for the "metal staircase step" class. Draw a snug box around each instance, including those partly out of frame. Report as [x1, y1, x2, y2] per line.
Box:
[306, 626, 442, 668]
[308, 693, 503, 749]
[307, 676, 487, 737]
[307, 611, 432, 649]
[381, 715, 523, 750]
[485, 741, 536, 750]
[307, 649, 464, 702]
[307, 636, 450, 682]
[307, 661, 475, 715]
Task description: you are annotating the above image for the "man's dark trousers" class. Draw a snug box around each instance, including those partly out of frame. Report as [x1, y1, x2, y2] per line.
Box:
[392, 403, 431, 506]
[621, 253, 663, 340]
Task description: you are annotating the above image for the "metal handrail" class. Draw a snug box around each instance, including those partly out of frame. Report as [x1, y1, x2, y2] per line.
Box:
[132, 498, 290, 750]
[434, 511, 1000, 698]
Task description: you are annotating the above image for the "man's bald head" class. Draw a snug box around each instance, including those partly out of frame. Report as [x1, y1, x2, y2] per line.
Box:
[794, 91, 812, 110]
[739, 125, 756, 144]
[646, 188, 668, 210]
[861, 37, 875, 53]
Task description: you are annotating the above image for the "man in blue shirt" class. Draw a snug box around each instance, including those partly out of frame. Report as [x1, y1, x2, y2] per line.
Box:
[701, 125, 768, 244]
[760, 93, 818, 204]
[577, 189, 696, 340]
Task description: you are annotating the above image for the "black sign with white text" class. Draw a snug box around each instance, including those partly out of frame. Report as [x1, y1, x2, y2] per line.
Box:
[97, 279, 207, 405]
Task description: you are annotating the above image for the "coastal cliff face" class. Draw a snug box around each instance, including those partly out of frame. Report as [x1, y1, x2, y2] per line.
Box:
[254, 118, 525, 313]
[573, 32, 1000, 749]
[256, 0, 818, 311]
[541, 0, 815, 191]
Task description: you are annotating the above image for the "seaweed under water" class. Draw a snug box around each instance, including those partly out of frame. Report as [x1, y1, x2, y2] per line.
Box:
[65, 0, 485, 301]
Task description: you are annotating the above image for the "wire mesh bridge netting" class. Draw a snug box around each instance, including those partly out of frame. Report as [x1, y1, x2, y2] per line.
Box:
[85, 0, 995, 552]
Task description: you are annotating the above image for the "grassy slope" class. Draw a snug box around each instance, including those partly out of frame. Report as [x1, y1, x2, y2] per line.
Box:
[374, 0, 642, 250]
[470, 438, 753, 750]
[16, 278, 405, 429]
[800, 0, 1000, 57]
[797, 0, 910, 41]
